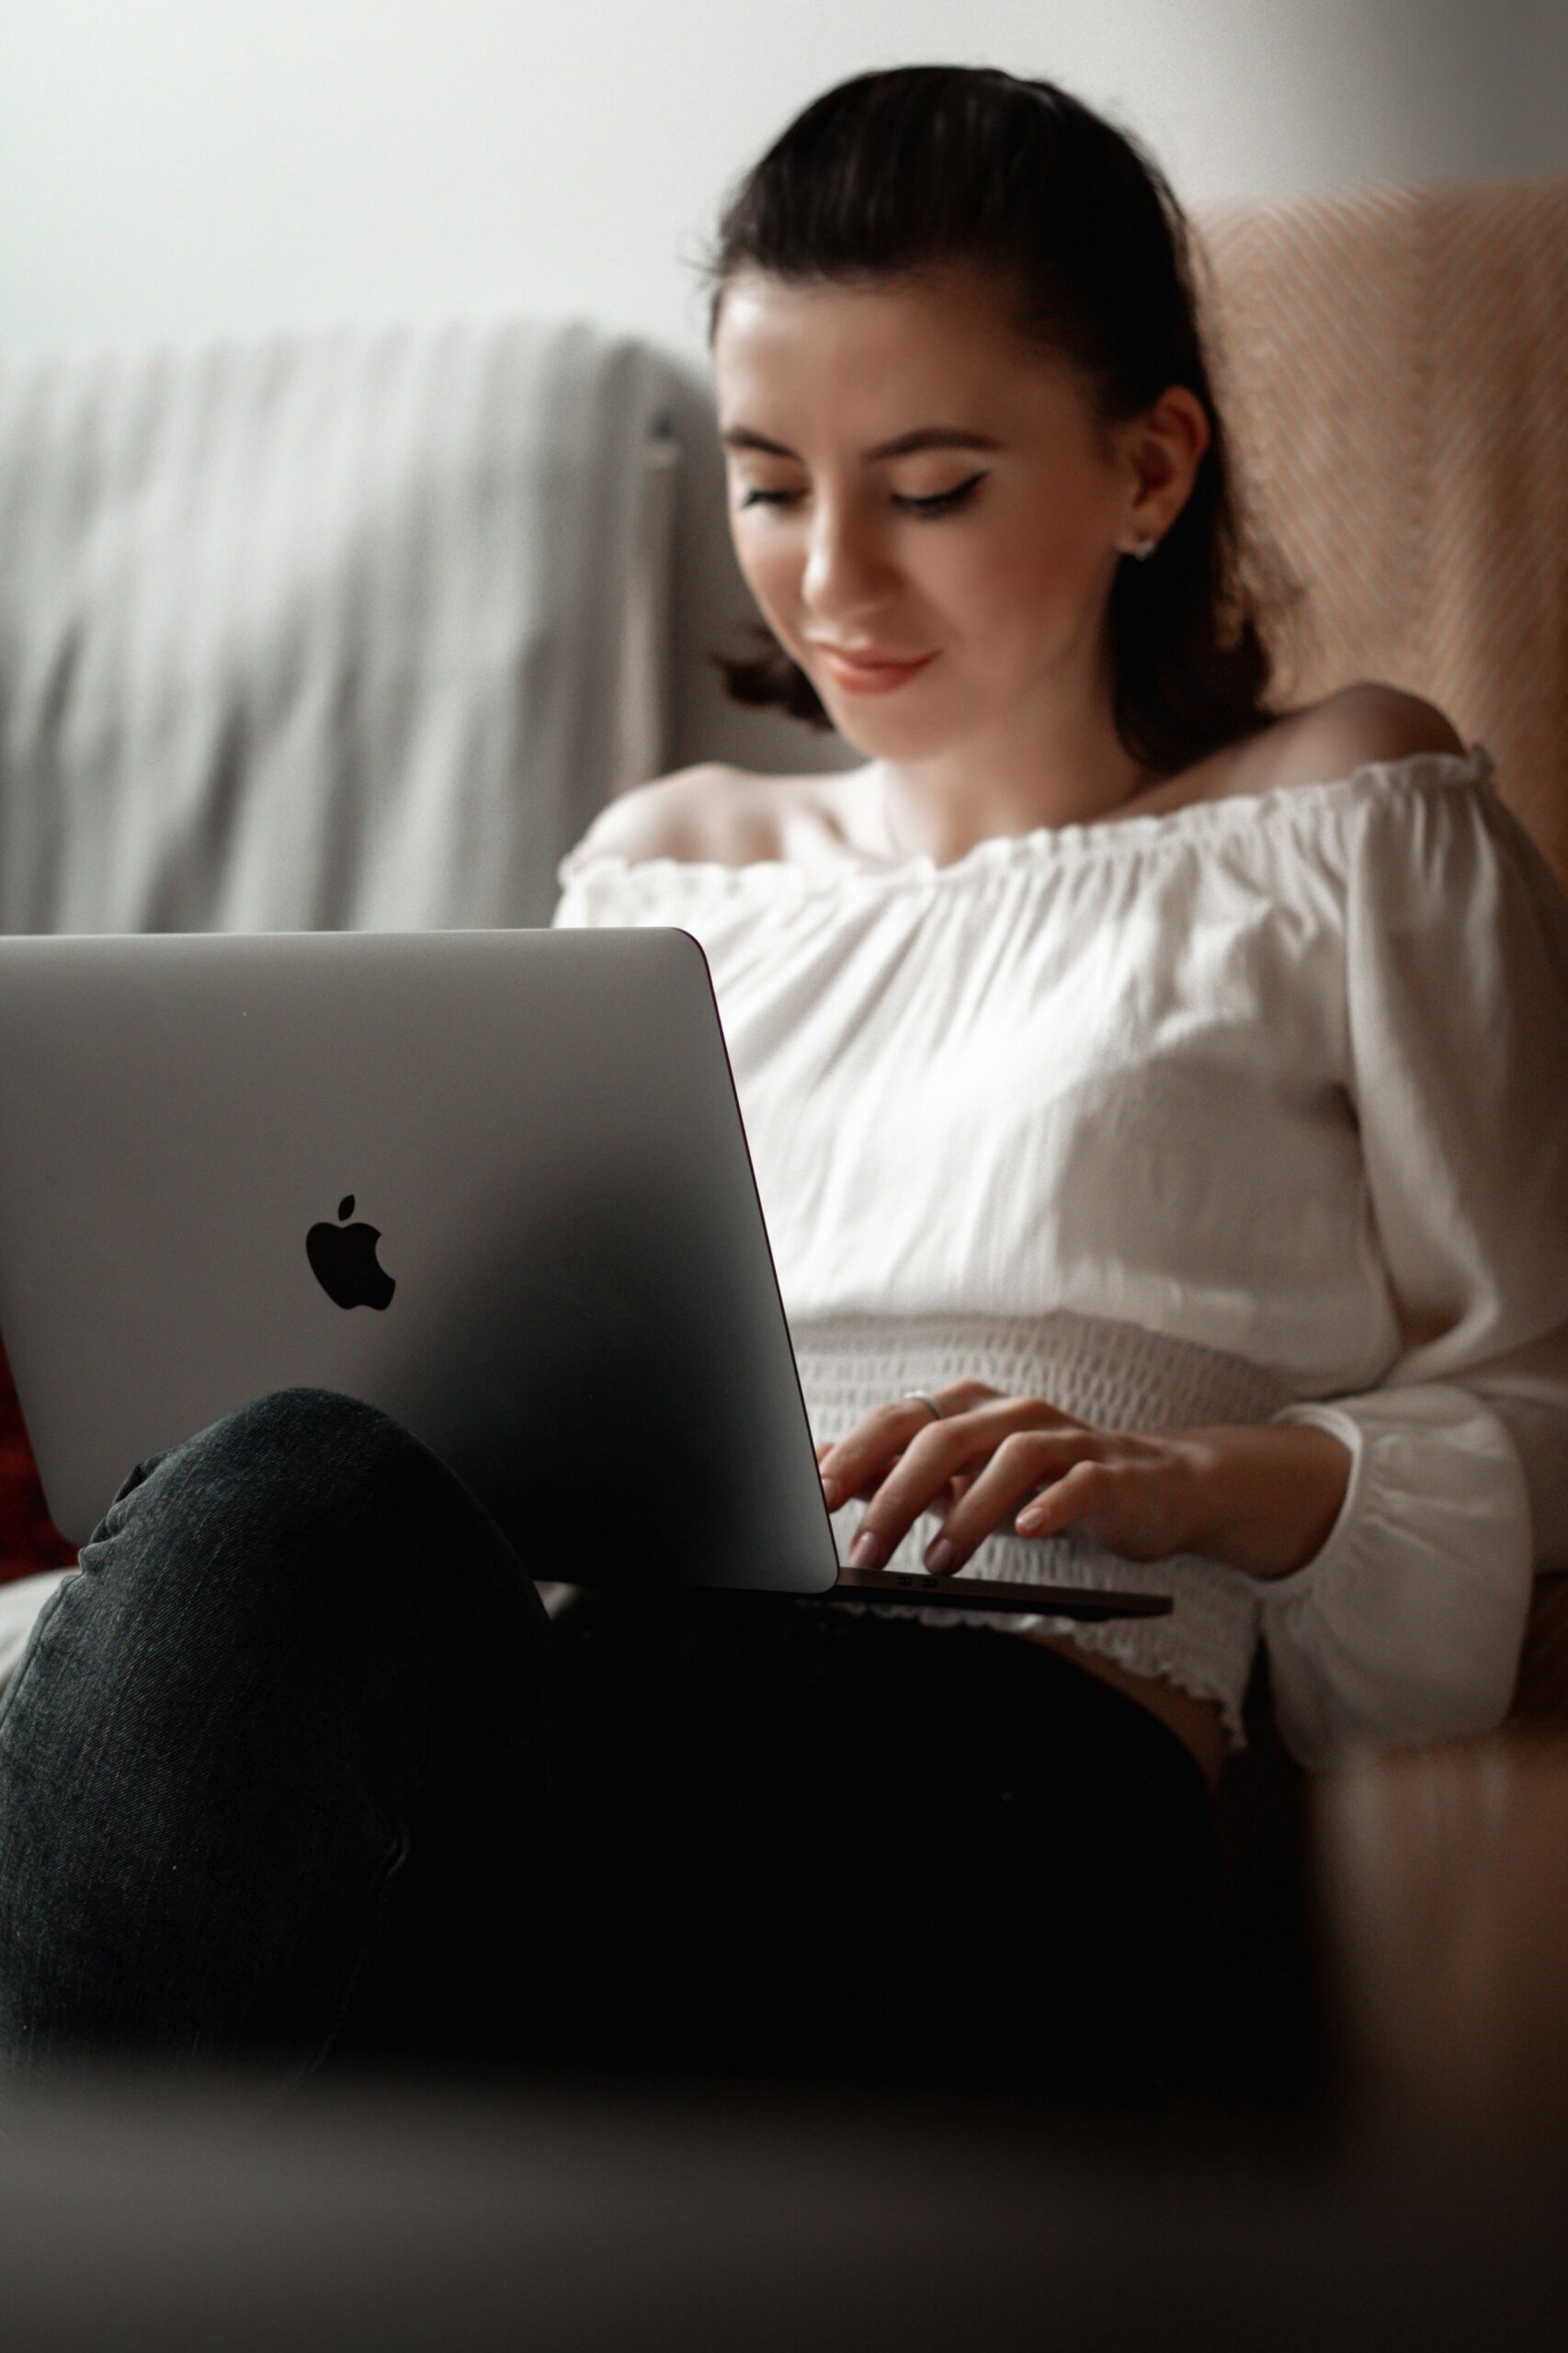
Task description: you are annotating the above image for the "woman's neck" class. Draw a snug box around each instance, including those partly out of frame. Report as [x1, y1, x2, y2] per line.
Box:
[875, 743, 1161, 862]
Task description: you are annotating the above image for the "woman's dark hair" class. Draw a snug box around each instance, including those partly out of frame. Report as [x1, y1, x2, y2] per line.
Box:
[688, 64, 1307, 777]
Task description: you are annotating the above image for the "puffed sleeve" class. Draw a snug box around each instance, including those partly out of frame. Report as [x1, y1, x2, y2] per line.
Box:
[549, 839, 603, 929]
[1256, 764, 1568, 1769]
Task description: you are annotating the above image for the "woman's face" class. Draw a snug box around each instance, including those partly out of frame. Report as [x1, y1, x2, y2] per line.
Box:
[712, 267, 1205, 764]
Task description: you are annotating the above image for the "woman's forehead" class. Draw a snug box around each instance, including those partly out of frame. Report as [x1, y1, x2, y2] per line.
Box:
[714, 265, 1018, 351]
[713, 276, 1085, 430]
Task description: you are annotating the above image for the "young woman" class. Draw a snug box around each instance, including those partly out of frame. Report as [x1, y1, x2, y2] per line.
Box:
[2, 65, 1565, 2115]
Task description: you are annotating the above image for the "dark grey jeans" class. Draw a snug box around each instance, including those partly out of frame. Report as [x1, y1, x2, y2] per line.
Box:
[0, 1389, 1222, 2108]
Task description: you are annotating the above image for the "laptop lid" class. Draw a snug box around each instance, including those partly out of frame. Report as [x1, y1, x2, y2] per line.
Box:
[0, 926, 846, 1600]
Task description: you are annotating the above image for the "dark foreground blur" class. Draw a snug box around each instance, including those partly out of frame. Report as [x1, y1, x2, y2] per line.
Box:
[3, 2061, 1567, 2353]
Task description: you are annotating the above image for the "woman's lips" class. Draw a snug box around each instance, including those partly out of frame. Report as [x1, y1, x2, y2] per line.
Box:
[819, 649, 938, 695]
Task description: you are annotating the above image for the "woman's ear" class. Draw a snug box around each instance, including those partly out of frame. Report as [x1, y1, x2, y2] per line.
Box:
[1120, 384, 1210, 544]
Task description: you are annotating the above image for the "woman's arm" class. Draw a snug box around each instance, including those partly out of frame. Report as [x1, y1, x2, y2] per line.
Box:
[1177, 1420, 1353, 1581]
[1239, 758, 1568, 1767]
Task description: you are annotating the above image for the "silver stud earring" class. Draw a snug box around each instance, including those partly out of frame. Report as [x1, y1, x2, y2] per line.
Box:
[1132, 535, 1157, 561]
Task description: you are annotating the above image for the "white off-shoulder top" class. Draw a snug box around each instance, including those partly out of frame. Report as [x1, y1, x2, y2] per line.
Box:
[547, 745, 1568, 1768]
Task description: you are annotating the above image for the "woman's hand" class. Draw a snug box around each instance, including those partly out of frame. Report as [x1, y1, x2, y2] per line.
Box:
[814, 1380, 1211, 1576]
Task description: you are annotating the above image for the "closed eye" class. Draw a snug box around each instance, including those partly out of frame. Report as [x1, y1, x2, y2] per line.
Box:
[739, 473, 988, 519]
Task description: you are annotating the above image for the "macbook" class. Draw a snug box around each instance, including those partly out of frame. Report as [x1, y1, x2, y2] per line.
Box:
[0, 926, 1169, 1626]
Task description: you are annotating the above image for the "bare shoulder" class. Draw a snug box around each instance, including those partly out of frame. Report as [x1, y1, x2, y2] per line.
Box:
[572, 764, 760, 866]
[1265, 683, 1468, 788]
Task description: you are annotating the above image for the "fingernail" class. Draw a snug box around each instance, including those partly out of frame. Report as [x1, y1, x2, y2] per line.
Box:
[821, 1474, 842, 1510]
[924, 1536, 955, 1574]
[849, 1529, 884, 1570]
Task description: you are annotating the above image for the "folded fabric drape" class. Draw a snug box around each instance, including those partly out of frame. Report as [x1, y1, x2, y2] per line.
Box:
[0, 316, 680, 934]
[1193, 169, 1568, 894]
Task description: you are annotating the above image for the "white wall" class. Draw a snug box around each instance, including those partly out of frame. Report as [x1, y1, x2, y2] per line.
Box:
[3, 0, 1562, 771]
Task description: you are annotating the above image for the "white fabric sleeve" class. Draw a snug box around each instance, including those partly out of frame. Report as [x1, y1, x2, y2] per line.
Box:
[1483, 1385, 1568, 1573]
[1257, 775, 1568, 1770]
[549, 862, 598, 930]
[0, 1567, 78, 1704]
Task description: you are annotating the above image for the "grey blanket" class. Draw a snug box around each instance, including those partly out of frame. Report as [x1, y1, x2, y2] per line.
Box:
[0, 316, 680, 935]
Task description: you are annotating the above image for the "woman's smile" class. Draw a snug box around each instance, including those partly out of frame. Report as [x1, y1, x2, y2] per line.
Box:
[817, 648, 939, 693]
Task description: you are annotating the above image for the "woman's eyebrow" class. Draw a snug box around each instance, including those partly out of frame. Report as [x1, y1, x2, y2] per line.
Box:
[719, 425, 1003, 462]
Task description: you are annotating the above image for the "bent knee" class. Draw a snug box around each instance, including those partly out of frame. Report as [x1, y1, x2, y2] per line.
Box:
[214, 1385, 414, 1459]
[95, 1387, 458, 1575]
[66, 1381, 544, 1674]
[167, 1386, 425, 1500]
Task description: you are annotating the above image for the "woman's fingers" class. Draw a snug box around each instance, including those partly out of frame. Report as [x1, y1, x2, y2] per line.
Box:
[818, 1395, 967, 1512]
[922, 1434, 1099, 1573]
[1013, 1463, 1098, 1536]
[818, 1389, 1086, 1504]
[822, 1456, 971, 1514]
[818, 1392, 1098, 1563]
[820, 1399, 1199, 1574]
[1017, 1441, 1198, 1564]
[848, 1426, 1083, 1573]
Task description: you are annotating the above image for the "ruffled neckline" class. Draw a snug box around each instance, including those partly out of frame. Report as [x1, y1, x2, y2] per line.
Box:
[558, 743, 1495, 898]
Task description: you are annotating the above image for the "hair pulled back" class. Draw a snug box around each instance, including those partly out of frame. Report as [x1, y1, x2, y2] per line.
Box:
[689, 64, 1305, 776]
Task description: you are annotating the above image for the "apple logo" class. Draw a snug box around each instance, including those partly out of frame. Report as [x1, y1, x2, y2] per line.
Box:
[306, 1194, 396, 1311]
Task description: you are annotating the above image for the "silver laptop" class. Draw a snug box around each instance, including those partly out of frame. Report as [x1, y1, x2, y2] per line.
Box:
[0, 926, 1168, 1624]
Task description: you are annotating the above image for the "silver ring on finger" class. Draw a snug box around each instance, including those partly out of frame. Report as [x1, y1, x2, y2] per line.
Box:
[902, 1392, 944, 1425]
